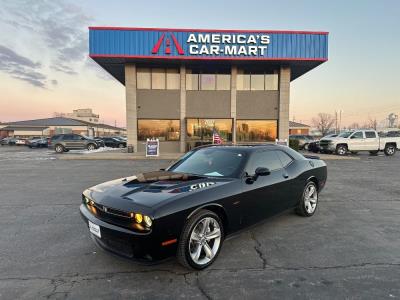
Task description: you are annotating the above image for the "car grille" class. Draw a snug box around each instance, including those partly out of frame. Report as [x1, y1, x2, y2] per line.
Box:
[83, 195, 134, 229]
[92, 202, 131, 219]
[95, 235, 134, 258]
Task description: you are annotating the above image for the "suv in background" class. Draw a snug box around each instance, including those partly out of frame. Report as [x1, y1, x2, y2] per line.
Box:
[49, 134, 99, 153]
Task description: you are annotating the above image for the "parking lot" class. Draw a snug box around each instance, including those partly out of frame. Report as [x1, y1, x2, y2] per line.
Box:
[0, 146, 399, 299]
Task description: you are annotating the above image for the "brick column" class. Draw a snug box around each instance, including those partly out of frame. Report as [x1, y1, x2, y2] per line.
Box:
[278, 67, 291, 141]
[125, 64, 138, 152]
[231, 65, 237, 144]
[180, 65, 186, 153]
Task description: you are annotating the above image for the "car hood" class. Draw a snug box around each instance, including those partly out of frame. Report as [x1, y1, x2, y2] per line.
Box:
[84, 171, 234, 213]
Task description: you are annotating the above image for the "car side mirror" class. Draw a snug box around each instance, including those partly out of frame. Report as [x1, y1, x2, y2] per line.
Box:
[255, 167, 271, 177]
[81, 137, 85, 140]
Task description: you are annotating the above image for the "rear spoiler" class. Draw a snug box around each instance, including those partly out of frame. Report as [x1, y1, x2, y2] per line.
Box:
[304, 155, 320, 160]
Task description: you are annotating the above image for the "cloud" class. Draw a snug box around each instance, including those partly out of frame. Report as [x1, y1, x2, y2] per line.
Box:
[0, 45, 47, 88]
[1, 0, 91, 76]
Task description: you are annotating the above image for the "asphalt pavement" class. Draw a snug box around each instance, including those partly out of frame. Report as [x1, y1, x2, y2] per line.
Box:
[0, 146, 399, 299]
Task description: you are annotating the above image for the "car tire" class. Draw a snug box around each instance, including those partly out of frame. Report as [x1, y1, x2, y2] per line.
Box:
[87, 143, 96, 151]
[384, 144, 396, 156]
[369, 150, 379, 155]
[118, 143, 124, 148]
[303, 143, 309, 151]
[55, 144, 64, 153]
[336, 144, 348, 156]
[177, 209, 224, 270]
[296, 181, 318, 217]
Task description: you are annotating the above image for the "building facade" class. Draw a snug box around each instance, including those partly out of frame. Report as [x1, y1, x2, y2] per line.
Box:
[66, 108, 100, 123]
[289, 121, 311, 135]
[89, 27, 328, 153]
[0, 117, 126, 138]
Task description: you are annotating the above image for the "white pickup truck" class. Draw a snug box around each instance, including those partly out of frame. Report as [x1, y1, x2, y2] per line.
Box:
[319, 130, 400, 156]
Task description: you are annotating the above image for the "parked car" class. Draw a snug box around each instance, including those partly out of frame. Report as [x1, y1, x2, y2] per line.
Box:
[94, 138, 105, 148]
[308, 134, 338, 153]
[98, 137, 127, 148]
[1, 137, 17, 145]
[48, 134, 99, 153]
[80, 144, 327, 269]
[319, 130, 400, 156]
[114, 136, 127, 142]
[26, 137, 49, 148]
[15, 138, 27, 145]
[385, 131, 400, 137]
[289, 135, 316, 150]
[1, 137, 11, 145]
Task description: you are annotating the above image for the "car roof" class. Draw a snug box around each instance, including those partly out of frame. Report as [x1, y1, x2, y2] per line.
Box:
[193, 143, 288, 152]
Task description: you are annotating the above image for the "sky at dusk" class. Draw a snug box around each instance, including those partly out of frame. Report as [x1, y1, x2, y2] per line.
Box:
[0, 0, 399, 127]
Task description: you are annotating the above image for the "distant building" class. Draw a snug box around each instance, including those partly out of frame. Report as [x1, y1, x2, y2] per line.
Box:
[289, 121, 310, 135]
[66, 108, 99, 123]
[0, 117, 126, 138]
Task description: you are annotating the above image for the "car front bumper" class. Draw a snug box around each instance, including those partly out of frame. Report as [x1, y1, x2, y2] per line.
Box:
[80, 204, 173, 263]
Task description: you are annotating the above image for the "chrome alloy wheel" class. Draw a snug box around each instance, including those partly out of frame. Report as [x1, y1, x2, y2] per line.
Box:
[304, 184, 318, 214]
[337, 146, 347, 155]
[386, 146, 395, 155]
[189, 217, 221, 265]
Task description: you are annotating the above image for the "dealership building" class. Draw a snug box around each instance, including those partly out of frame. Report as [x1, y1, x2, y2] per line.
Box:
[89, 27, 328, 152]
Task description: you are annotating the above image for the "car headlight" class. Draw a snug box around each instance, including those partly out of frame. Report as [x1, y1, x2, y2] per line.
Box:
[135, 213, 143, 224]
[131, 213, 152, 228]
[143, 215, 152, 227]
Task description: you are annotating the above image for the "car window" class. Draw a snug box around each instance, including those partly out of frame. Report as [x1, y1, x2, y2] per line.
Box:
[365, 131, 377, 138]
[339, 132, 354, 138]
[168, 148, 248, 178]
[70, 134, 82, 140]
[63, 134, 73, 140]
[387, 131, 400, 137]
[351, 131, 364, 139]
[276, 150, 293, 167]
[246, 150, 282, 175]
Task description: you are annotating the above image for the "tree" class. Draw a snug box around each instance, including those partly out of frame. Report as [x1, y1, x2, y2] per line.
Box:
[312, 113, 335, 136]
[362, 117, 377, 130]
[348, 122, 360, 130]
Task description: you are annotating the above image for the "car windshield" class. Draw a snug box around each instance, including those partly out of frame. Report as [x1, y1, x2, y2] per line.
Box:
[338, 132, 353, 138]
[168, 147, 248, 178]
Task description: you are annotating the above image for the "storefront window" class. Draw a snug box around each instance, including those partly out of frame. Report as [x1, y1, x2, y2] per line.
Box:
[236, 120, 277, 142]
[200, 74, 216, 90]
[216, 74, 231, 90]
[237, 70, 250, 90]
[137, 68, 179, 90]
[138, 119, 180, 141]
[166, 69, 180, 90]
[186, 70, 231, 91]
[186, 119, 233, 142]
[186, 71, 199, 90]
[137, 68, 151, 89]
[151, 68, 166, 89]
[250, 74, 264, 90]
[265, 74, 279, 90]
[237, 69, 279, 91]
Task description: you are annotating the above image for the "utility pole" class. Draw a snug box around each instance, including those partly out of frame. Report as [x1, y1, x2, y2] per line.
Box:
[335, 111, 338, 134]
[339, 110, 342, 133]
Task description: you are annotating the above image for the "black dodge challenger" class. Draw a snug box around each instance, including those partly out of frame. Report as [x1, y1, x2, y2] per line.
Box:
[80, 144, 327, 269]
